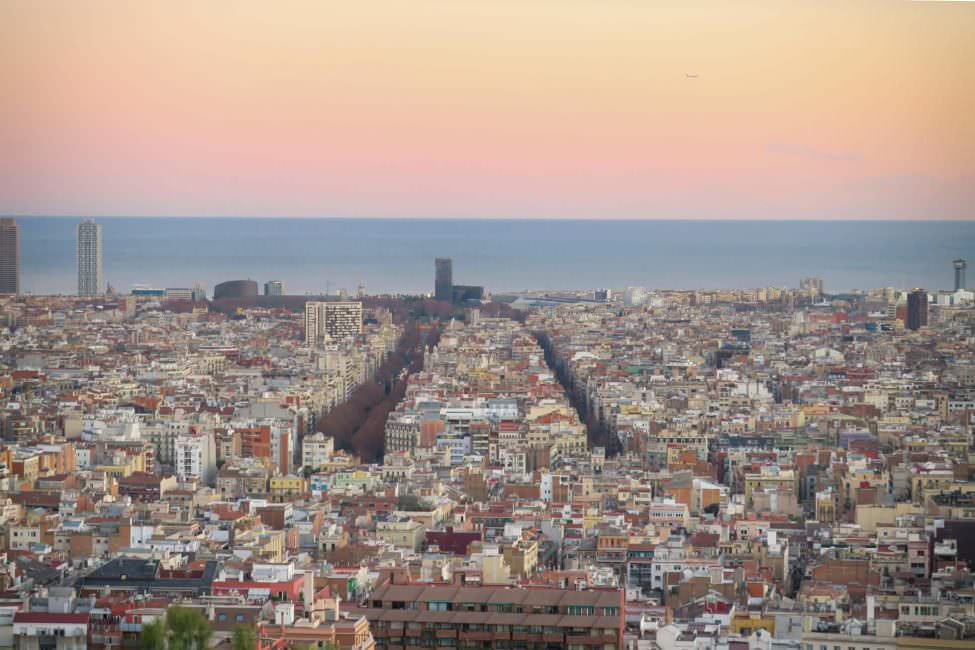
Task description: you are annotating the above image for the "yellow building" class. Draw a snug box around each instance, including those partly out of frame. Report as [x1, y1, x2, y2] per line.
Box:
[815, 489, 837, 525]
[269, 475, 306, 502]
[910, 469, 955, 503]
[502, 539, 539, 578]
[744, 467, 797, 504]
[855, 503, 924, 533]
[250, 529, 286, 561]
[376, 519, 426, 551]
[481, 547, 511, 585]
[731, 612, 775, 636]
[94, 454, 144, 479]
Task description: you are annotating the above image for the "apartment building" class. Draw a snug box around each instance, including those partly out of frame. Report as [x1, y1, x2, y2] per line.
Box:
[355, 583, 624, 650]
[304, 301, 363, 345]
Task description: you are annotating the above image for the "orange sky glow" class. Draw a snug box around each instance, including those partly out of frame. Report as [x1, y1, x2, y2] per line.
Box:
[1, 1, 973, 219]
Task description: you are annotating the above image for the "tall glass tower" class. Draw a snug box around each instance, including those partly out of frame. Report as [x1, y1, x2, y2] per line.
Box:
[953, 258, 966, 292]
[78, 219, 103, 296]
[435, 257, 453, 302]
[0, 218, 19, 295]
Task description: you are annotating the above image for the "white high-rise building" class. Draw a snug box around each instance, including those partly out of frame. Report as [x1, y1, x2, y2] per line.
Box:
[269, 420, 296, 475]
[304, 301, 363, 345]
[77, 220, 103, 296]
[623, 287, 646, 306]
[304, 302, 321, 345]
[174, 431, 217, 485]
[302, 432, 335, 470]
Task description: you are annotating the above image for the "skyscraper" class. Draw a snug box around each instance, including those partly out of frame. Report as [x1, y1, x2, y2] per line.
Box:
[265, 280, 285, 296]
[0, 218, 19, 295]
[435, 257, 453, 302]
[77, 220, 103, 296]
[906, 288, 928, 331]
[953, 259, 966, 292]
[304, 301, 363, 345]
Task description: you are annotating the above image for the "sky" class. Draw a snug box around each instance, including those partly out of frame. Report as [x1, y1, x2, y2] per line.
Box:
[1, 1, 973, 220]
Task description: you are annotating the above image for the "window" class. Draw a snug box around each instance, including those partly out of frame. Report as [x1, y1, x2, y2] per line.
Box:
[218, 614, 227, 622]
[235, 614, 245, 622]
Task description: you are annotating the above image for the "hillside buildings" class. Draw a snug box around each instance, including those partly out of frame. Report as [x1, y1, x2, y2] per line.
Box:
[0, 284, 974, 649]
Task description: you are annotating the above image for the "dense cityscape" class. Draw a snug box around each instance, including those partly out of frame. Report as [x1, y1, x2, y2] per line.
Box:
[0, 217, 974, 650]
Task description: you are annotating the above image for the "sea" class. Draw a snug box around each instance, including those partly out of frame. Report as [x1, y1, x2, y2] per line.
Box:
[13, 217, 975, 296]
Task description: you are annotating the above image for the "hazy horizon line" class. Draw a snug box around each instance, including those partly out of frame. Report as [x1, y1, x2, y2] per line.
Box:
[7, 214, 975, 222]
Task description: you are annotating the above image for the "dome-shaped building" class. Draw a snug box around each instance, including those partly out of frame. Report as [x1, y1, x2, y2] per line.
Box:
[213, 279, 259, 300]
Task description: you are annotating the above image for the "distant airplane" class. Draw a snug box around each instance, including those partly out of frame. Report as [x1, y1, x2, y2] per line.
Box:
[686, 73, 699, 79]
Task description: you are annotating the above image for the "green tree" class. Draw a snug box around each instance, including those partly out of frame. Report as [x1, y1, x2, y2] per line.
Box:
[139, 618, 166, 650]
[703, 502, 721, 516]
[166, 607, 211, 650]
[232, 625, 257, 650]
[396, 493, 424, 511]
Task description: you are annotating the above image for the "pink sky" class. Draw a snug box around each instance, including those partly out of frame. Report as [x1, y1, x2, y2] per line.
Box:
[1, 1, 973, 219]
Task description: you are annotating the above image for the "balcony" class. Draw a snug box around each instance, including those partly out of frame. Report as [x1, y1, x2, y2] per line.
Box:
[566, 633, 613, 645]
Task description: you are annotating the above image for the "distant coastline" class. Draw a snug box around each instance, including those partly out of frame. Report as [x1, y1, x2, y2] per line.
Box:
[8, 215, 974, 222]
[14, 217, 975, 296]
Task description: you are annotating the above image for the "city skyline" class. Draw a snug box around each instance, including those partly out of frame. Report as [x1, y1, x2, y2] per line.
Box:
[3, 4, 975, 649]
[2, 1, 973, 221]
[6, 217, 973, 297]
